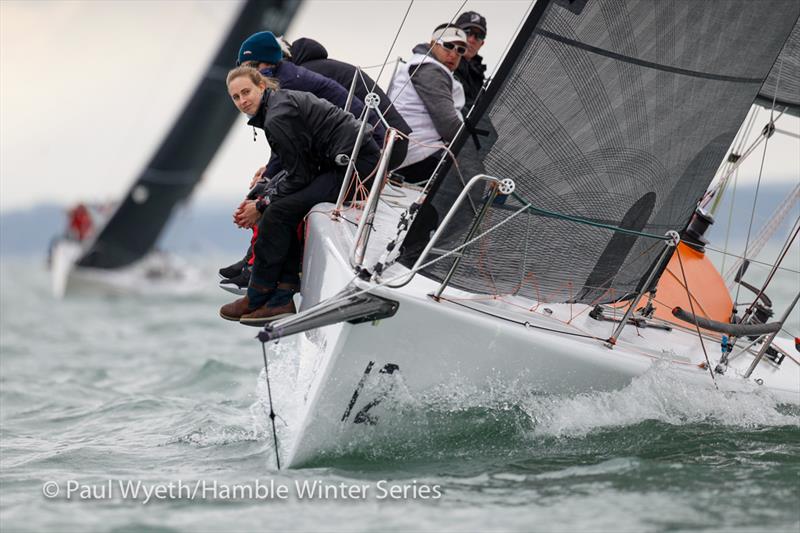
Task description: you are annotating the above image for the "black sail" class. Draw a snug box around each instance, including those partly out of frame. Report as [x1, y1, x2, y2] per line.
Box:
[78, 0, 302, 270]
[411, 0, 800, 305]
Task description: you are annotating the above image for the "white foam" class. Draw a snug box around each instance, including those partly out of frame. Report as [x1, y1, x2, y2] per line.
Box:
[525, 363, 798, 438]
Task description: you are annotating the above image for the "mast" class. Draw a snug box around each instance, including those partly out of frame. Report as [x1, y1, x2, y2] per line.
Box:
[77, 0, 303, 270]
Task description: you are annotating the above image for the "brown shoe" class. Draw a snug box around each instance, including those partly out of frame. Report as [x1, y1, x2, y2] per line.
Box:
[220, 283, 276, 321]
[239, 299, 297, 327]
[220, 295, 252, 321]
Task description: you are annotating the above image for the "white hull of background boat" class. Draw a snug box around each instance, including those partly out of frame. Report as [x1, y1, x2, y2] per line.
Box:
[274, 200, 800, 468]
[49, 238, 204, 298]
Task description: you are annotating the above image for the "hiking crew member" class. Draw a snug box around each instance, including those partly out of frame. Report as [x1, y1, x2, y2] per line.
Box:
[454, 11, 488, 111]
[218, 31, 388, 293]
[220, 67, 381, 324]
[289, 37, 412, 168]
[238, 31, 386, 165]
[388, 24, 467, 184]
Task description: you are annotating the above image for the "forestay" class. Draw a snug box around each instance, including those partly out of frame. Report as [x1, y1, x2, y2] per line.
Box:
[411, 0, 800, 305]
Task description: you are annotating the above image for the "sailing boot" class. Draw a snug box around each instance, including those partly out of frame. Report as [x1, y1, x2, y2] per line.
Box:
[239, 283, 299, 326]
[218, 266, 251, 295]
[218, 257, 247, 280]
[219, 281, 275, 321]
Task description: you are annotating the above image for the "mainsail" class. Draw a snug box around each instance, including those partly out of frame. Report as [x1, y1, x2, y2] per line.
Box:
[77, 0, 302, 270]
[411, 0, 800, 305]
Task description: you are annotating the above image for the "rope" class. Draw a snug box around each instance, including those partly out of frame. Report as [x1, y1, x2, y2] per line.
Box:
[675, 246, 718, 388]
[509, 191, 671, 240]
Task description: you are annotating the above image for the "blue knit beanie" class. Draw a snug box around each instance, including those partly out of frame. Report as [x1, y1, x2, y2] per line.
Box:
[237, 31, 282, 66]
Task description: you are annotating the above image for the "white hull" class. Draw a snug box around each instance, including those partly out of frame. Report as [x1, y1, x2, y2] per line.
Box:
[49, 238, 204, 298]
[265, 194, 799, 468]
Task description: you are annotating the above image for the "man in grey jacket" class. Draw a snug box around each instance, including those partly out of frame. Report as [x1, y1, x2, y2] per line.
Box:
[388, 24, 467, 183]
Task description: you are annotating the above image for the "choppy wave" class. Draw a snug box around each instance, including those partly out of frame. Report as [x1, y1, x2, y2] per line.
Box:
[3, 257, 799, 532]
[257, 348, 799, 466]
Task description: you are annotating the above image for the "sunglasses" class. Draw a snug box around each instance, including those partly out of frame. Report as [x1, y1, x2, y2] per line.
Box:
[465, 29, 486, 41]
[438, 40, 467, 56]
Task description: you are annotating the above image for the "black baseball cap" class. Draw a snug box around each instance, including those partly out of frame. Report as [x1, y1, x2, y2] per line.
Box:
[456, 11, 487, 36]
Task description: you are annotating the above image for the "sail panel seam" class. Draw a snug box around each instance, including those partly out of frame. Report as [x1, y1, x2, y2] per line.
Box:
[536, 29, 763, 84]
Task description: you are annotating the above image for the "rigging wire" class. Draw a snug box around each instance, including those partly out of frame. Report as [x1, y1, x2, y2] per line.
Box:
[369, 0, 414, 92]
[739, 218, 800, 323]
[674, 246, 718, 388]
[381, 0, 469, 119]
[260, 341, 281, 470]
[701, 109, 786, 212]
[732, 51, 789, 307]
[719, 167, 739, 276]
[706, 245, 800, 276]
[733, 121, 775, 307]
[723, 184, 800, 282]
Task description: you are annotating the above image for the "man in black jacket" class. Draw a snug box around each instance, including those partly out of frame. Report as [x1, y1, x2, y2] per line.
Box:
[454, 11, 488, 111]
[289, 37, 411, 168]
[220, 67, 381, 325]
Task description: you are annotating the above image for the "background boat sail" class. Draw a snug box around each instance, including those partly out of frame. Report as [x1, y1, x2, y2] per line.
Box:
[50, 0, 303, 297]
[252, 0, 799, 468]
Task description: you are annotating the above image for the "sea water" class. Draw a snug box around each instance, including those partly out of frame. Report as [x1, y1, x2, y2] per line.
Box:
[1, 256, 798, 532]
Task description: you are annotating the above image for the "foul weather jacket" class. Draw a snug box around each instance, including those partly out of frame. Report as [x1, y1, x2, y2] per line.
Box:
[248, 89, 382, 200]
[454, 54, 487, 111]
[263, 60, 386, 178]
[290, 37, 412, 138]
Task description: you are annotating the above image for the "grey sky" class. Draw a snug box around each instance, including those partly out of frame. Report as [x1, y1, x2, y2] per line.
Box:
[1, 0, 797, 211]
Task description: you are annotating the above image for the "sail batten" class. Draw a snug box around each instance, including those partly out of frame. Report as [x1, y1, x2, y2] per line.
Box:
[412, 0, 800, 305]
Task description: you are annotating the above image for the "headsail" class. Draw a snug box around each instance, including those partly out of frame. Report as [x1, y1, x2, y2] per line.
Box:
[77, 0, 302, 270]
[756, 20, 800, 116]
[411, 0, 800, 305]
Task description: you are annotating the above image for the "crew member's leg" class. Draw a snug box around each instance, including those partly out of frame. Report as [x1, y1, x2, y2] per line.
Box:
[225, 171, 340, 322]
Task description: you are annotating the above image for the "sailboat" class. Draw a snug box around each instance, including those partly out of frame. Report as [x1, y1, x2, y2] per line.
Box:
[246, 0, 799, 468]
[49, 0, 303, 298]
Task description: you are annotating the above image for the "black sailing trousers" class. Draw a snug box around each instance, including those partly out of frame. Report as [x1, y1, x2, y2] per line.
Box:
[252, 152, 380, 285]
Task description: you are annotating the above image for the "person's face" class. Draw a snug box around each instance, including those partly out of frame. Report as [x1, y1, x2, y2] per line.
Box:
[431, 40, 466, 71]
[228, 76, 265, 115]
[463, 27, 485, 61]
